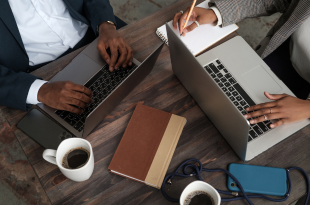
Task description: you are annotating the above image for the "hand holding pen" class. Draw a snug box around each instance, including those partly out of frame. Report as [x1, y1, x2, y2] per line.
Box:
[173, 4, 218, 36]
[180, 0, 197, 36]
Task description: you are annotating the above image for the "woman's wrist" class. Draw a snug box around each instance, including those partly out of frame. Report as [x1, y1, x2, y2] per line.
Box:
[209, 7, 221, 25]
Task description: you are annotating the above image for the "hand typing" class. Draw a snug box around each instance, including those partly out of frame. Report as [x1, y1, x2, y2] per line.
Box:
[244, 92, 310, 128]
[38, 81, 92, 114]
[97, 22, 133, 72]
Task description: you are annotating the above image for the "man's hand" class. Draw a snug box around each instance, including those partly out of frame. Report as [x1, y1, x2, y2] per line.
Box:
[38, 81, 92, 114]
[173, 7, 218, 36]
[244, 92, 310, 128]
[97, 22, 133, 72]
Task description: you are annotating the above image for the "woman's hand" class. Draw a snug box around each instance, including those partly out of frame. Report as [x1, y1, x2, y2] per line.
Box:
[244, 92, 310, 128]
[173, 7, 218, 36]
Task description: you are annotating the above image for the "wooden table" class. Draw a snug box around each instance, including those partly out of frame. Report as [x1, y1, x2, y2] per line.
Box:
[2, 0, 310, 204]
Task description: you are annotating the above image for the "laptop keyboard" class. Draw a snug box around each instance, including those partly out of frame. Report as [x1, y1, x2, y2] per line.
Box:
[55, 63, 137, 132]
[204, 59, 273, 143]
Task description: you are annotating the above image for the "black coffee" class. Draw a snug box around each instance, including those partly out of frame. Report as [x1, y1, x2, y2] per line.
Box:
[62, 147, 89, 169]
[184, 191, 215, 205]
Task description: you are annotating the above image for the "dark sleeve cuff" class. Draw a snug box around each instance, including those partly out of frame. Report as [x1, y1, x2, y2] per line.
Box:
[83, 0, 116, 36]
[12, 72, 39, 111]
[0, 69, 39, 111]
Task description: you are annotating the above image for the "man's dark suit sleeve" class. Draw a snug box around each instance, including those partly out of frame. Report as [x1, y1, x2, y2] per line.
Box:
[0, 64, 39, 111]
[83, 0, 117, 34]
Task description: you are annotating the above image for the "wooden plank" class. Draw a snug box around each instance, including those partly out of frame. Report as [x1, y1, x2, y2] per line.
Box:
[0, 109, 51, 205]
[4, 0, 309, 204]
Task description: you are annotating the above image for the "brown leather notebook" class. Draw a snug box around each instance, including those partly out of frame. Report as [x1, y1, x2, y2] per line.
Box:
[108, 103, 186, 189]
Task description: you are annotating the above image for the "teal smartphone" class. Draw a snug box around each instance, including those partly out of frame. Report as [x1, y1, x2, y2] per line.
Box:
[227, 163, 287, 196]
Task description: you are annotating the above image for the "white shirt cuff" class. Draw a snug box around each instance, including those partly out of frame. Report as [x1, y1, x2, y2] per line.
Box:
[26, 79, 48, 104]
[210, 7, 223, 26]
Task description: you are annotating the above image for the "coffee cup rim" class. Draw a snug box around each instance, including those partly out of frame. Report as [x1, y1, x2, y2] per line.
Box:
[56, 138, 93, 171]
[180, 180, 221, 205]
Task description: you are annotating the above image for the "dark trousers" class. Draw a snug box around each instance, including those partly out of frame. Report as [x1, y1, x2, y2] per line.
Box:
[28, 16, 127, 71]
[263, 37, 310, 99]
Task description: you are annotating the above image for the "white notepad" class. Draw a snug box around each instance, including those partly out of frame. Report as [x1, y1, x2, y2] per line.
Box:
[156, 1, 238, 56]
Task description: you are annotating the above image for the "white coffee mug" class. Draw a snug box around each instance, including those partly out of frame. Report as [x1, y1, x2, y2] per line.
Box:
[42, 138, 94, 182]
[180, 181, 221, 205]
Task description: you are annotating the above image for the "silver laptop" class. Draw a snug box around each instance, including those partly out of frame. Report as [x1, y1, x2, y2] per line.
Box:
[37, 39, 164, 139]
[166, 23, 310, 161]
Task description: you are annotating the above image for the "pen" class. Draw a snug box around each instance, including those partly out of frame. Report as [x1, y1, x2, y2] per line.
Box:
[180, 0, 197, 36]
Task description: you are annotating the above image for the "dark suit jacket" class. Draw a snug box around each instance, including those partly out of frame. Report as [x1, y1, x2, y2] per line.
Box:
[0, 0, 116, 111]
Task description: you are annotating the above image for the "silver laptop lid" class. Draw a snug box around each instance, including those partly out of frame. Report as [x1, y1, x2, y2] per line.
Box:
[166, 23, 249, 161]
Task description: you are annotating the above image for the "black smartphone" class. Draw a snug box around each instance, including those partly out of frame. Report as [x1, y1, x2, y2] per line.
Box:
[17, 108, 73, 150]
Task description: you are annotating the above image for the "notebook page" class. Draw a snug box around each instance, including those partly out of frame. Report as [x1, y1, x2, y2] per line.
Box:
[156, 1, 238, 55]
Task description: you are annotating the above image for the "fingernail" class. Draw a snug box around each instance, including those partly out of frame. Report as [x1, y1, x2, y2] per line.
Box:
[270, 124, 275, 128]
[115, 66, 119, 70]
[106, 59, 110, 64]
[244, 114, 248, 118]
[129, 62, 132, 66]
[109, 66, 113, 71]
[122, 64, 126, 68]
[246, 108, 249, 111]
[250, 120, 255, 124]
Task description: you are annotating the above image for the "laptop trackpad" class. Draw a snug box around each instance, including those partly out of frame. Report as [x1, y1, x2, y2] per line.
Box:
[50, 54, 102, 85]
[241, 65, 283, 101]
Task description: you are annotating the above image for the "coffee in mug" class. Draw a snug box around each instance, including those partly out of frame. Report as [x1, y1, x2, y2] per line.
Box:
[180, 181, 221, 205]
[62, 147, 90, 169]
[184, 190, 215, 205]
[42, 138, 94, 182]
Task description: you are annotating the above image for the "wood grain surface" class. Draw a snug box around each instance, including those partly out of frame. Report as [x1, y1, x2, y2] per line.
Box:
[3, 0, 310, 204]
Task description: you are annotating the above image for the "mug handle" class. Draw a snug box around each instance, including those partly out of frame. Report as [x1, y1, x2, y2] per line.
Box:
[42, 149, 57, 165]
